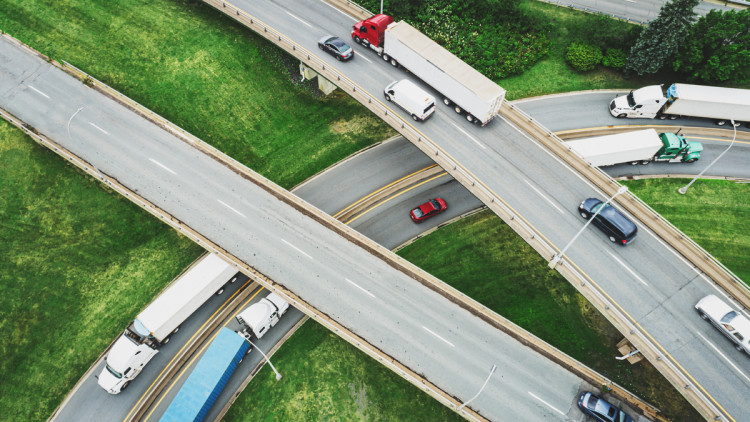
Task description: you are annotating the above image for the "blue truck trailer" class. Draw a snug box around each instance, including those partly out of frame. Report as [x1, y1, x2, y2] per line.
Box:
[160, 327, 251, 422]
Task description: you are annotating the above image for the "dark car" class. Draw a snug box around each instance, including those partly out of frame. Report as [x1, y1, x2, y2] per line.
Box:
[317, 35, 354, 61]
[578, 198, 637, 245]
[578, 392, 635, 422]
[410, 198, 447, 223]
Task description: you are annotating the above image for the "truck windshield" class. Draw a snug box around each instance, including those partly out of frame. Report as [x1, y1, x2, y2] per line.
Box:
[626, 91, 636, 108]
[105, 364, 123, 379]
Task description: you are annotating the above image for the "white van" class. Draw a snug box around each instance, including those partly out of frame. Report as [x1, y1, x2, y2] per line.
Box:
[383, 79, 436, 122]
[695, 294, 750, 354]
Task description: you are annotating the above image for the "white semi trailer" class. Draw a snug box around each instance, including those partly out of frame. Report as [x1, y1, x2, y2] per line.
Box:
[566, 129, 702, 167]
[97, 253, 239, 394]
[352, 15, 505, 125]
[235, 292, 290, 339]
[609, 83, 750, 126]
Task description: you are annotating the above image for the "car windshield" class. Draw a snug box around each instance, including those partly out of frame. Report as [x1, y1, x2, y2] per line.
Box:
[412, 208, 424, 218]
[591, 202, 607, 214]
[721, 311, 738, 324]
[105, 364, 123, 379]
[626, 91, 636, 107]
[429, 199, 441, 209]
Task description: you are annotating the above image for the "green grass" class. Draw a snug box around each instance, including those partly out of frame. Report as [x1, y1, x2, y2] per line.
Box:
[0, 120, 205, 420]
[0, 0, 393, 189]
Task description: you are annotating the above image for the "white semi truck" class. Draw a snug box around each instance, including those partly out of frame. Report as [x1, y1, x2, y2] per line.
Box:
[351, 15, 506, 125]
[566, 129, 702, 167]
[97, 253, 239, 394]
[609, 83, 750, 126]
[236, 292, 290, 339]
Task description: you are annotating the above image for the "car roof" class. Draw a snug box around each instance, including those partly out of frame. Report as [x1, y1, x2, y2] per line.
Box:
[598, 204, 637, 234]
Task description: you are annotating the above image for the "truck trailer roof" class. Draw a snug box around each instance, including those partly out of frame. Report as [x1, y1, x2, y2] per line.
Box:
[566, 129, 663, 167]
[386, 21, 505, 103]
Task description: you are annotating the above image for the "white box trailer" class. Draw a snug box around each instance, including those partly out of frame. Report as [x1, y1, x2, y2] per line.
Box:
[383, 21, 505, 125]
[97, 253, 239, 394]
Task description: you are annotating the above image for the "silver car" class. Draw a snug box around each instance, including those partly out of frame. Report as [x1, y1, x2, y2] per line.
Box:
[695, 294, 750, 354]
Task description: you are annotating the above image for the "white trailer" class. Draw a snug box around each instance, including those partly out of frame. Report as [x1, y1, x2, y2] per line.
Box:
[383, 21, 505, 125]
[609, 83, 750, 126]
[566, 129, 702, 167]
[236, 292, 289, 339]
[97, 253, 238, 394]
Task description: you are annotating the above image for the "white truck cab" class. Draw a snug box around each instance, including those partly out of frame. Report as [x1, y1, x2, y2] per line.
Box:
[97, 335, 158, 393]
[383, 79, 436, 122]
[236, 292, 290, 339]
[609, 85, 666, 118]
[695, 294, 750, 354]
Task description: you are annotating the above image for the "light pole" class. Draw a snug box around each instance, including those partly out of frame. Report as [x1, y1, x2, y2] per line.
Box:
[457, 364, 497, 412]
[679, 120, 737, 194]
[244, 335, 282, 380]
[549, 185, 629, 268]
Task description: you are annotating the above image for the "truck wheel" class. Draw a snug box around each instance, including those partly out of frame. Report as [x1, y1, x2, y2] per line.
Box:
[640, 160, 650, 165]
[382, 54, 390, 62]
[685, 157, 697, 163]
[657, 114, 667, 120]
[717, 120, 726, 126]
[390, 58, 398, 67]
[466, 114, 475, 123]
[384, 93, 391, 102]
[163, 336, 170, 344]
[353, 35, 361, 44]
[411, 114, 419, 121]
[216, 287, 225, 295]
[580, 211, 589, 219]
[454, 106, 462, 114]
[173, 327, 180, 334]
[668, 115, 678, 120]
[616, 114, 626, 118]
[121, 381, 130, 391]
[443, 98, 452, 106]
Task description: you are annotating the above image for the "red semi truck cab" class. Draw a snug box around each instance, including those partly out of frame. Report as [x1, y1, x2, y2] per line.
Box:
[352, 14, 394, 51]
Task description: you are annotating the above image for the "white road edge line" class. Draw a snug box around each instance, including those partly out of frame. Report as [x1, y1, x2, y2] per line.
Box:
[281, 238, 313, 259]
[696, 331, 750, 383]
[88, 122, 110, 135]
[606, 251, 648, 286]
[345, 278, 376, 298]
[422, 326, 455, 347]
[318, 0, 358, 21]
[28, 85, 50, 99]
[523, 180, 565, 215]
[449, 120, 486, 150]
[217, 199, 247, 218]
[148, 158, 177, 175]
[285, 11, 313, 28]
[527, 391, 566, 416]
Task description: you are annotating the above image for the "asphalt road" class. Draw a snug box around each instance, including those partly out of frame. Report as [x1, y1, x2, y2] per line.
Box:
[219, 0, 750, 419]
[0, 33, 599, 422]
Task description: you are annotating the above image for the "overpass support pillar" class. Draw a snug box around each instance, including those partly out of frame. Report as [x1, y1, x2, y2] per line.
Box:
[299, 63, 337, 95]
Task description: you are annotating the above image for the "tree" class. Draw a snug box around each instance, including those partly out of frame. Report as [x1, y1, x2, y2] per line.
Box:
[673, 10, 750, 84]
[625, 0, 699, 75]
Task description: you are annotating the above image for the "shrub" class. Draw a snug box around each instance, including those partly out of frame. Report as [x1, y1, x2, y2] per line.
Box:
[565, 42, 603, 71]
[602, 48, 627, 69]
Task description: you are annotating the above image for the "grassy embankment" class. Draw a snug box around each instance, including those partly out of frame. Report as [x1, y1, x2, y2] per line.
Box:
[0, 0, 747, 421]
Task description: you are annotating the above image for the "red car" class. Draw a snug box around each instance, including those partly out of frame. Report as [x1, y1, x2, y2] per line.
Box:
[410, 198, 447, 223]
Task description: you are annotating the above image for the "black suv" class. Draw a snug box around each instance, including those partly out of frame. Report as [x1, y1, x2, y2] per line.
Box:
[578, 198, 637, 245]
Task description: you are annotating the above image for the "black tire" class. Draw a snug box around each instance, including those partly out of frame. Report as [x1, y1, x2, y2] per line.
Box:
[629, 161, 639, 165]
[336, 55, 342, 61]
[580, 211, 589, 219]
[443, 98, 451, 106]
[230, 276, 238, 284]
[173, 327, 180, 334]
[318, 44, 324, 50]
[657, 114, 667, 120]
[382, 54, 390, 62]
[668, 115, 678, 120]
[737, 344, 744, 352]
[616, 114, 626, 118]
[717, 120, 726, 126]
[390, 58, 398, 67]
[640, 160, 650, 165]
[412, 114, 419, 122]
[384, 93, 391, 102]
[608, 235, 617, 243]
[163, 336, 170, 345]
[466, 114, 475, 123]
[454, 106, 462, 114]
[685, 157, 697, 163]
[699, 311, 709, 320]
[121, 381, 130, 391]
[353, 35, 361, 44]
[216, 287, 225, 295]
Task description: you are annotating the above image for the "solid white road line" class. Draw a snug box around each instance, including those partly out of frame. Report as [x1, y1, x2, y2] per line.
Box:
[217, 199, 247, 218]
[285, 11, 313, 28]
[696, 331, 750, 383]
[88, 122, 110, 135]
[607, 251, 648, 286]
[345, 278, 376, 298]
[28, 85, 50, 99]
[355, 52, 372, 64]
[318, 0, 358, 21]
[523, 180, 565, 215]
[422, 326, 455, 347]
[148, 158, 177, 175]
[527, 391, 566, 416]
[281, 238, 313, 259]
[449, 120, 486, 150]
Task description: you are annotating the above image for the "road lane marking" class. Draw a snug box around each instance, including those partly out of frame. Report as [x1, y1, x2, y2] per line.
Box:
[696, 331, 750, 383]
[523, 180, 565, 215]
[355, 52, 372, 63]
[528, 392, 565, 416]
[606, 251, 648, 286]
[285, 11, 312, 28]
[344, 172, 448, 225]
[333, 164, 438, 218]
[88, 122, 110, 135]
[345, 278, 376, 298]
[217, 199, 247, 218]
[318, 0, 358, 21]
[148, 158, 177, 175]
[28, 85, 50, 99]
[422, 326, 455, 347]
[448, 120, 486, 150]
[281, 238, 312, 259]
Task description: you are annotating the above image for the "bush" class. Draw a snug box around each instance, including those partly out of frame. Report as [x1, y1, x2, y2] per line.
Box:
[565, 42, 603, 71]
[602, 48, 627, 69]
